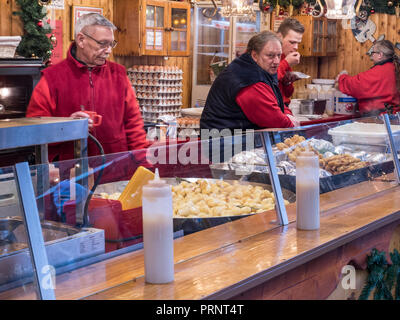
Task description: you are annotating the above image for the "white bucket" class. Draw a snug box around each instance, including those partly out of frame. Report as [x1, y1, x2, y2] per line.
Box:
[334, 91, 357, 115]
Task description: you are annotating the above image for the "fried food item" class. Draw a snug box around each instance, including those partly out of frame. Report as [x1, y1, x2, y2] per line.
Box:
[172, 179, 288, 218]
[98, 179, 291, 218]
[322, 154, 368, 174]
[276, 134, 305, 150]
[287, 145, 323, 163]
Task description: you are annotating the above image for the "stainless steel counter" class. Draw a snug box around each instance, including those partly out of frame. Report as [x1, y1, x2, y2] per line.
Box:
[0, 117, 88, 150]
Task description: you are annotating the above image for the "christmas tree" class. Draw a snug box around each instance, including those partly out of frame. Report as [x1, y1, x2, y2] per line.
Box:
[13, 0, 53, 61]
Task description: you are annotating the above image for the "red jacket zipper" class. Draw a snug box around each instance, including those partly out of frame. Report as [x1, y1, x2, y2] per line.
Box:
[89, 68, 94, 111]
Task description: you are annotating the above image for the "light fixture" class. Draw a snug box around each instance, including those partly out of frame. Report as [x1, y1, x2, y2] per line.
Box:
[221, 0, 254, 17]
[325, 0, 358, 19]
[0, 88, 10, 98]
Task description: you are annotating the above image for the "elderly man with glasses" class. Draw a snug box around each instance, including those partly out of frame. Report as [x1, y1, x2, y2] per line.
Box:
[26, 13, 148, 162]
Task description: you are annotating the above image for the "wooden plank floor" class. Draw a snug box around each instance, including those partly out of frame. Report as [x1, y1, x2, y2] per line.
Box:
[0, 178, 398, 300]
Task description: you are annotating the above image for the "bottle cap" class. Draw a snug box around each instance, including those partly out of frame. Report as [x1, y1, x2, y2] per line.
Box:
[142, 168, 172, 199]
[148, 168, 166, 187]
[299, 151, 316, 157]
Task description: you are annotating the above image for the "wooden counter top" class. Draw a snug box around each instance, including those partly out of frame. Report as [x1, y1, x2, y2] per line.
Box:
[1, 178, 399, 300]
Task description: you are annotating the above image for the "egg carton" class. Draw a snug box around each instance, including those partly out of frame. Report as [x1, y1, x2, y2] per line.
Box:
[127, 65, 183, 74]
[133, 86, 183, 93]
[142, 112, 181, 122]
[129, 74, 183, 81]
[141, 105, 181, 112]
[131, 80, 182, 87]
[137, 94, 182, 100]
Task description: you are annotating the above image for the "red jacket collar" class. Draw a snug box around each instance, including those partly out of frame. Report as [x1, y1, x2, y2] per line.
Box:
[67, 42, 108, 72]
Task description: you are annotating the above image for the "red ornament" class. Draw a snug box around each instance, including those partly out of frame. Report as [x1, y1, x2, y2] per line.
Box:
[279, 9, 285, 15]
[37, 20, 43, 27]
[370, 8, 375, 13]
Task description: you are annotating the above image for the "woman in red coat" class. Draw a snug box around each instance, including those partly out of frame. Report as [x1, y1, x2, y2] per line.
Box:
[335, 40, 400, 115]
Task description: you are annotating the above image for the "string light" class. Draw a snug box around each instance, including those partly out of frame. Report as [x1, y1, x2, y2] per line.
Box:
[220, 0, 255, 17]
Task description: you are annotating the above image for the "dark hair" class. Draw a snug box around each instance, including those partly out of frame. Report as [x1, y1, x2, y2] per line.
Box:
[277, 18, 305, 37]
[373, 40, 400, 91]
[246, 31, 281, 54]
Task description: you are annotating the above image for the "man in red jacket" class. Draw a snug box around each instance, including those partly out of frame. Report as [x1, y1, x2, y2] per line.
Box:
[336, 40, 400, 115]
[277, 18, 305, 107]
[26, 13, 149, 162]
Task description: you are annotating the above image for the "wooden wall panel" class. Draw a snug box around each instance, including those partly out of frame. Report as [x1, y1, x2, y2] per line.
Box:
[0, 0, 113, 58]
[59, 0, 114, 59]
[0, 0, 191, 108]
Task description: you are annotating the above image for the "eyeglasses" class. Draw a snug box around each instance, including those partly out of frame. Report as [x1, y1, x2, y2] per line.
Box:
[82, 32, 117, 49]
[265, 53, 282, 60]
[370, 51, 381, 55]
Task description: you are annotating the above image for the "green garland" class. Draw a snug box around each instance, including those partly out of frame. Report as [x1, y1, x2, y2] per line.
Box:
[359, 248, 400, 300]
[266, 0, 399, 14]
[12, 0, 53, 61]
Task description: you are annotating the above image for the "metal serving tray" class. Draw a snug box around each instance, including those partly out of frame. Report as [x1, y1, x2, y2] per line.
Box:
[95, 178, 296, 235]
[210, 160, 395, 194]
[0, 216, 104, 287]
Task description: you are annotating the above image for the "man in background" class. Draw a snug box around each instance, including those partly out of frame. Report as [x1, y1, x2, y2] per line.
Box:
[277, 18, 305, 107]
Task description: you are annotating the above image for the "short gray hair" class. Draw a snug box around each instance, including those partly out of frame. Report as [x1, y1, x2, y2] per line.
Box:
[246, 31, 281, 54]
[75, 13, 116, 38]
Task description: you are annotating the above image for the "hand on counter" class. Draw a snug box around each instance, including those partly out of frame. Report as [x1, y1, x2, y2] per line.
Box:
[287, 114, 300, 127]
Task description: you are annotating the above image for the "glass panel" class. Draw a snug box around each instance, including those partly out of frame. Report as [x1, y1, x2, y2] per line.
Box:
[318, 20, 324, 53]
[146, 5, 155, 28]
[180, 31, 187, 51]
[0, 165, 41, 299]
[155, 6, 164, 28]
[313, 35, 318, 53]
[195, 8, 230, 86]
[171, 31, 179, 51]
[312, 21, 318, 53]
[234, 13, 260, 59]
[155, 31, 163, 50]
[267, 117, 396, 206]
[171, 8, 187, 29]
[3, 115, 400, 298]
[327, 21, 336, 53]
[146, 29, 154, 50]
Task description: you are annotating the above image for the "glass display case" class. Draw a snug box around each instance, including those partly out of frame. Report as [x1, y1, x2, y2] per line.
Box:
[191, 2, 261, 107]
[1, 115, 400, 299]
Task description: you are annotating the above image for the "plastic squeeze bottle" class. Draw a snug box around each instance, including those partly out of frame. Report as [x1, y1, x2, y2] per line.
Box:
[296, 150, 320, 230]
[142, 168, 174, 283]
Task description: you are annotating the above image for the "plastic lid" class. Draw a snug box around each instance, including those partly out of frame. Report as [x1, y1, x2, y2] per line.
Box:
[147, 168, 167, 187]
[299, 151, 315, 157]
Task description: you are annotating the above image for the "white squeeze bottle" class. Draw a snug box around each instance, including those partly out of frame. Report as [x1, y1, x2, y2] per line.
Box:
[142, 168, 174, 283]
[296, 150, 320, 230]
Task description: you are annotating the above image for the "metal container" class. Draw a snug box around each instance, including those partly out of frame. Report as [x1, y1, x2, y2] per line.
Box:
[0, 216, 104, 287]
[300, 99, 314, 114]
[95, 178, 296, 236]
